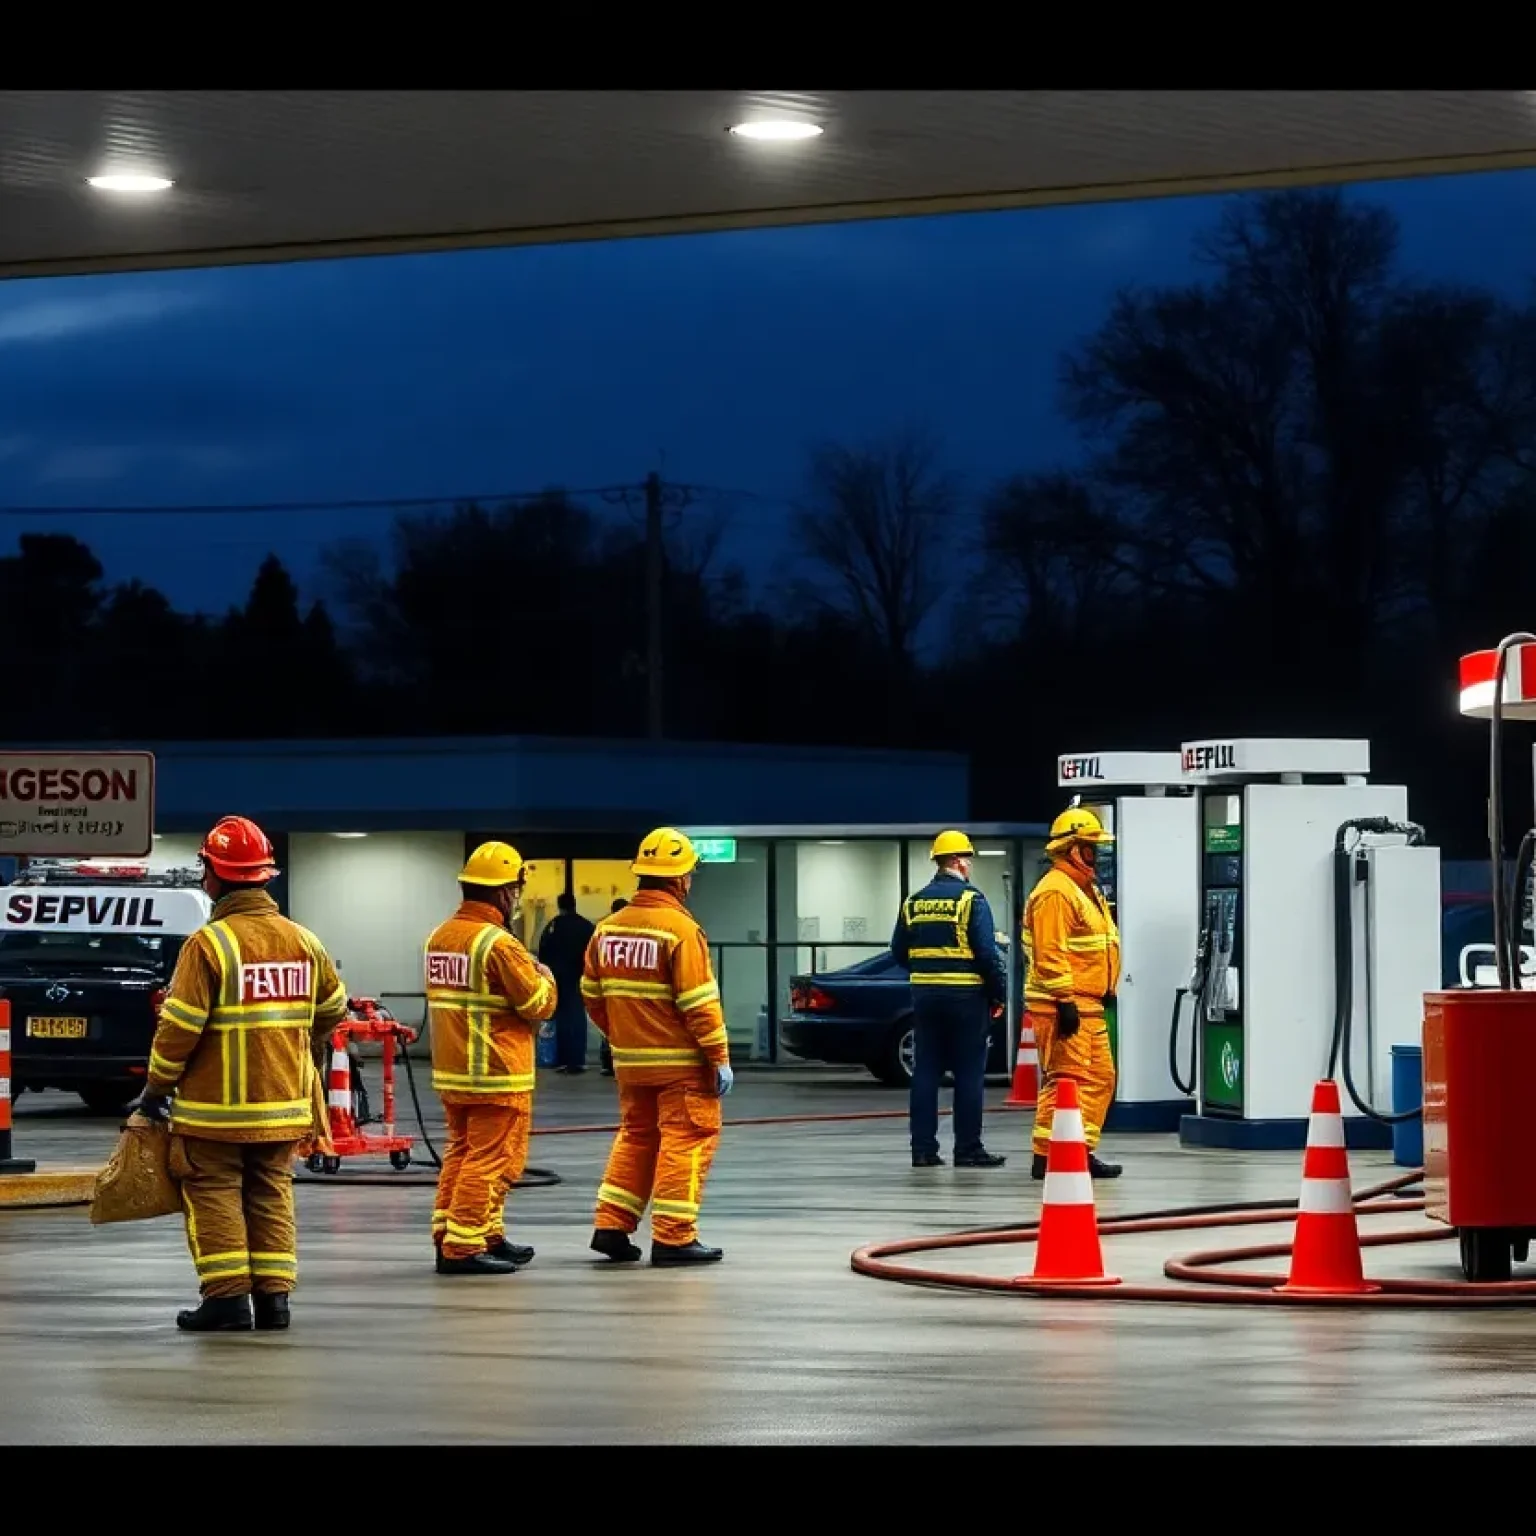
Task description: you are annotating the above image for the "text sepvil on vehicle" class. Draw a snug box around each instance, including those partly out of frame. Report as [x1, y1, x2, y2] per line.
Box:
[127, 815, 352, 1334]
[584, 827, 734, 1267]
[1, 862, 213, 1116]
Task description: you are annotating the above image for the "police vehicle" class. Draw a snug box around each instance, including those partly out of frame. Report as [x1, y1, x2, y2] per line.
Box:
[1, 859, 211, 1114]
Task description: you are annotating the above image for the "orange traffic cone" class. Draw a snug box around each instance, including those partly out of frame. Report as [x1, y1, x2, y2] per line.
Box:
[1022, 1077, 1121, 1287]
[326, 1032, 358, 1144]
[1275, 1079, 1379, 1296]
[1001, 1017, 1038, 1109]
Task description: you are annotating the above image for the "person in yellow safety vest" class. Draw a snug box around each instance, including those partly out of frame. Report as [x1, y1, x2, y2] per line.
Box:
[1022, 805, 1123, 1181]
[584, 828, 733, 1266]
[424, 841, 558, 1276]
[131, 814, 352, 1333]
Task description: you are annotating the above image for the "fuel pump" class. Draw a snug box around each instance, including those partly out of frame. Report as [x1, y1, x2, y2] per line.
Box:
[1053, 751, 1199, 1131]
[1174, 739, 1441, 1152]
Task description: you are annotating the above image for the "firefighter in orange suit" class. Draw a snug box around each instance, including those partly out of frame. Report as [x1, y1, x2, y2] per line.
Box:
[132, 814, 351, 1334]
[1023, 805, 1123, 1182]
[584, 828, 733, 1267]
[424, 841, 557, 1276]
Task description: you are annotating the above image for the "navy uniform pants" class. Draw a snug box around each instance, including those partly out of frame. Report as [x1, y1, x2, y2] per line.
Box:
[552, 977, 589, 1069]
[909, 989, 992, 1158]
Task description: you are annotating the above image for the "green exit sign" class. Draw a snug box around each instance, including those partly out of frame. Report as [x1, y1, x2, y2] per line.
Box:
[691, 837, 738, 864]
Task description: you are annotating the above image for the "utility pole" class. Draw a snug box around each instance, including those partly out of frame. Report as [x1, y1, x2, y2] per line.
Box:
[645, 471, 664, 739]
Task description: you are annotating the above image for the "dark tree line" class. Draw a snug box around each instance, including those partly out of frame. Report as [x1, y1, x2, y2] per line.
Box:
[6, 187, 1535, 856]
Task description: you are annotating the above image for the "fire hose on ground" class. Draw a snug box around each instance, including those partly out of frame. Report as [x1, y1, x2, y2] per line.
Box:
[849, 1168, 1536, 1306]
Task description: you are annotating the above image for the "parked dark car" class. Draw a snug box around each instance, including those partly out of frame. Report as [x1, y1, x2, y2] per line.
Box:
[782, 944, 1011, 1087]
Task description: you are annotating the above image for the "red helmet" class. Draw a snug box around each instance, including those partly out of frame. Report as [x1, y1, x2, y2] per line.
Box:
[200, 815, 278, 883]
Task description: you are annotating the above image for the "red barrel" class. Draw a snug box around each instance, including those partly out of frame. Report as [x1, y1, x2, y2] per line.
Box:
[1423, 989, 1536, 1228]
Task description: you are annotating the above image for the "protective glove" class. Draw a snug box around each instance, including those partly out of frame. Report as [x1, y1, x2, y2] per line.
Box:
[128, 1092, 172, 1125]
[1055, 1000, 1081, 1041]
[715, 1064, 734, 1097]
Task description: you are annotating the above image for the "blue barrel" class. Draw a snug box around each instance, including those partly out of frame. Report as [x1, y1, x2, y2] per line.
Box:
[1391, 1044, 1424, 1167]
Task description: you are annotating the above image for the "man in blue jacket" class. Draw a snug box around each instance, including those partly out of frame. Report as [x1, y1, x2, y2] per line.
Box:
[890, 830, 1007, 1169]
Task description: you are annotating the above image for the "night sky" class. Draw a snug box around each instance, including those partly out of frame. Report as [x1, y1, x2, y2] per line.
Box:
[2, 166, 1535, 619]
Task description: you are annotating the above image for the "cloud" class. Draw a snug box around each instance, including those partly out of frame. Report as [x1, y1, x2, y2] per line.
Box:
[0, 285, 206, 347]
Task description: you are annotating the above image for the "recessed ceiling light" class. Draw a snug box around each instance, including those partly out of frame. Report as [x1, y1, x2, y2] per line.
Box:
[331, 832, 368, 839]
[728, 120, 822, 142]
[87, 173, 173, 193]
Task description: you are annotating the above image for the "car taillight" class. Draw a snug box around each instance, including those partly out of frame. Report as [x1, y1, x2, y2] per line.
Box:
[791, 985, 836, 1013]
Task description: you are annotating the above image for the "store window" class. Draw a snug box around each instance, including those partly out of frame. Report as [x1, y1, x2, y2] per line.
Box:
[688, 840, 770, 1057]
[777, 838, 902, 999]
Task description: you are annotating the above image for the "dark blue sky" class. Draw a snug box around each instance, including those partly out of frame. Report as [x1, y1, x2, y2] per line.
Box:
[2, 166, 1535, 620]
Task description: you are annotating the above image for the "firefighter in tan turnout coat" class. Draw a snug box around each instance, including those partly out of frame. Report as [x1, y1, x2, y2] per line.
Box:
[135, 815, 350, 1333]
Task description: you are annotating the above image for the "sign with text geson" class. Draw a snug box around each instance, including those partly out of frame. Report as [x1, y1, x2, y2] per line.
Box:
[0, 752, 155, 858]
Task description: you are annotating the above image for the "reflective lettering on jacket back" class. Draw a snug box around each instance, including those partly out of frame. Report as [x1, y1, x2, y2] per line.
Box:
[425, 951, 470, 989]
[240, 960, 314, 1001]
[598, 932, 661, 972]
[908, 896, 962, 921]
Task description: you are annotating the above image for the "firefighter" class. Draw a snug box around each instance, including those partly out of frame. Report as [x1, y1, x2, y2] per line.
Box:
[132, 814, 351, 1333]
[584, 828, 732, 1266]
[891, 829, 1008, 1169]
[424, 841, 558, 1276]
[1023, 805, 1122, 1180]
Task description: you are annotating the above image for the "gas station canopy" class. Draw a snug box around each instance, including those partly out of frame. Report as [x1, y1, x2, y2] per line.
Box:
[2, 90, 1535, 281]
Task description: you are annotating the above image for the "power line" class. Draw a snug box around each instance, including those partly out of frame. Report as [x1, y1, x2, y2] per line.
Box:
[0, 478, 802, 519]
[0, 483, 640, 517]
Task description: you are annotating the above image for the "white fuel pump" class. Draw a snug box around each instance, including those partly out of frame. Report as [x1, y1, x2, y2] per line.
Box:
[1174, 738, 1441, 1152]
[1052, 751, 1200, 1132]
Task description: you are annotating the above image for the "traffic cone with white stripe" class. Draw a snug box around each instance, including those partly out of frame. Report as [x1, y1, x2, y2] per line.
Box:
[1002, 1016, 1038, 1109]
[1023, 1078, 1120, 1287]
[1275, 1080, 1379, 1296]
[326, 1030, 358, 1144]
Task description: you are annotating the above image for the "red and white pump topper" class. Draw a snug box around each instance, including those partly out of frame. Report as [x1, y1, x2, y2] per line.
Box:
[1460, 646, 1536, 721]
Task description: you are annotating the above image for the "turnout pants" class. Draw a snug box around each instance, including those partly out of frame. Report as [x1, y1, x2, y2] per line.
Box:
[1030, 1006, 1115, 1156]
[594, 1072, 721, 1246]
[909, 989, 991, 1158]
[433, 1096, 532, 1260]
[168, 1135, 300, 1299]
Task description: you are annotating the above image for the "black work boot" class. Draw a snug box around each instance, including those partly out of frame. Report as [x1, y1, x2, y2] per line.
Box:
[253, 1293, 290, 1331]
[437, 1250, 518, 1276]
[487, 1237, 535, 1267]
[1088, 1153, 1123, 1179]
[954, 1148, 1006, 1168]
[176, 1295, 253, 1332]
[912, 1151, 944, 1168]
[651, 1239, 723, 1266]
[591, 1229, 643, 1262]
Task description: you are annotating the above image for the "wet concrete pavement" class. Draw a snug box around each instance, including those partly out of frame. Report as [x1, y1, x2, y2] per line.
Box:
[5, 1066, 1536, 1444]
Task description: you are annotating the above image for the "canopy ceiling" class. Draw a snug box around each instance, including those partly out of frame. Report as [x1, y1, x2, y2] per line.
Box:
[1, 90, 1533, 280]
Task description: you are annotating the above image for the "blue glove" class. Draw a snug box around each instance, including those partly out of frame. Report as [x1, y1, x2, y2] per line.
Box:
[129, 1093, 171, 1124]
[715, 1064, 734, 1097]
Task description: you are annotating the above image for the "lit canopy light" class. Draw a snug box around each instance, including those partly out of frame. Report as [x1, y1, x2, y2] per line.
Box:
[727, 120, 822, 141]
[86, 173, 173, 192]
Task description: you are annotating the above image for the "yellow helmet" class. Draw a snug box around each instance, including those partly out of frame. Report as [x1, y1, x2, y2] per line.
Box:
[1045, 806, 1114, 857]
[459, 840, 526, 887]
[631, 827, 699, 879]
[929, 829, 976, 860]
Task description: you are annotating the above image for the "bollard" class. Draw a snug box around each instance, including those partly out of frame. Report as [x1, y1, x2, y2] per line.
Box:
[0, 999, 37, 1174]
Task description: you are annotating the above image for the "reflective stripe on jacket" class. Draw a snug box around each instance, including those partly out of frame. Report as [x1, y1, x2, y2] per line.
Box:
[146, 889, 350, 1142]
[425, 899, 556, 1104]
[580, 889, 729, 1085]
[890, 872, 1006, 1001]
[1022, 862, 1121, 1016]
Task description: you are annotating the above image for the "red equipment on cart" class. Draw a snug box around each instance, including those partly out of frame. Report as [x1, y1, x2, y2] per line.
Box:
[303, 997, 420, 1175]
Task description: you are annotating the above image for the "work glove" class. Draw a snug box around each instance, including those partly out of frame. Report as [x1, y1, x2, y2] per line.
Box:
[1056, 1000, 1081, 1041]
[715, 1064, 734, 1097]
[128, 1093, 172, 1125]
